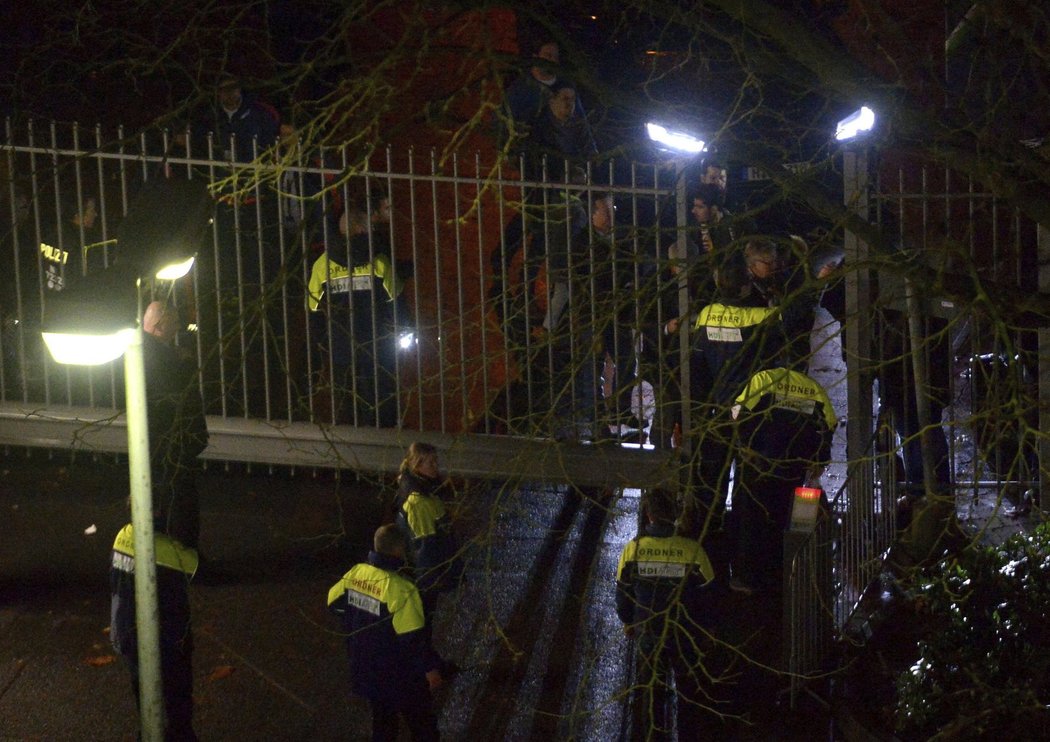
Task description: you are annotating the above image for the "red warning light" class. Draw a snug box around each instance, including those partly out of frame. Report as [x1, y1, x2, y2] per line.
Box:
[794, 486, 822, 500]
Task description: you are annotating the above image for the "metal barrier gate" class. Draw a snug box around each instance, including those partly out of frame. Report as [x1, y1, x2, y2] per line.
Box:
[0, 120, 689, 485]
[5, 121, 1042, 703]
[783, 148, 1047, 701]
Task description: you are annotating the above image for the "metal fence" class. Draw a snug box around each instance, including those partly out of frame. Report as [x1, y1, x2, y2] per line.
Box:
[0, 120, 690, 486]
[6, 121, 1041, 702]
[780, 149, 1048, 701]
[0, 122, 686, 429]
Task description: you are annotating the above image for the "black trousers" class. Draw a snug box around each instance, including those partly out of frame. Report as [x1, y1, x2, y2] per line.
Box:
[632, 632, 731, 741]
[369, 695, 439, 742]
[126, 637, 196, 742]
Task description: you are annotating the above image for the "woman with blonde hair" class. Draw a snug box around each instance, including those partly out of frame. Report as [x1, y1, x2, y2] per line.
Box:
[395, 442, 463, 614]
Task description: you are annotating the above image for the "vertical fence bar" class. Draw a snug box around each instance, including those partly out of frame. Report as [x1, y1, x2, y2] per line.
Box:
[364, 172, 380, 426]
[27, 120, 50, 405]
[451, 153, 468, 428]
[274, 142, 293, 423]
[383, 146, 405, 429]
[474, 153, 491, 434]
[204, 133, 228, 418]
[842, 146, 875, 601]
[964, 175, 979, 503]
[1038, 222, 1050, 510]
[95, 123, 118, 409]
[674, 160, 691, 460]
[235, 136, 251, 419]
[72, 123, 99, 409]
[50, 120, 73, 406]
[4, 119, 29, 402]
[430, 150, 447, 431]
[319, 145, 336, 426]
[250, 136, 273, 422]
[407, 148, 425, 431]
[585, 172, 599, 434]
[337, 152, 352, 425]
[494, 156, 512, 435]
[293, 144, 310, 426]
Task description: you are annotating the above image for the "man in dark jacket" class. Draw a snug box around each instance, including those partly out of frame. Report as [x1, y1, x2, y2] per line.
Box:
[328, 524, 444, 742]
[110, 518, 199, 741]
[193, 74, 280, 164]
[745, 236, 819, 371]
[616, 488, 722, 739]
[143, 301, 209, 550]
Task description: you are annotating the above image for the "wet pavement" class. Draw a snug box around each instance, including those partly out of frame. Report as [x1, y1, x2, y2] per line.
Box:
[2, 447, 834, 741]
[3, 307, 1037, 741]
[0, 307, 843, 741]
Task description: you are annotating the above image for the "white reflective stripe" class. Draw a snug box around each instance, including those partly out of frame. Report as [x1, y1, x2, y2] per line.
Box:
[773, 395, 816, 416]
[637, 561, 687, 578]
[706, 326, 742, 342]
[347, 588, 382, 616]
[112, 552, 135, 573]
[329, 274, 373, 294]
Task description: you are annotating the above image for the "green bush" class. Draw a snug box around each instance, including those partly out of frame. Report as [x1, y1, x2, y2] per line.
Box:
[895, 522, 1050, 740]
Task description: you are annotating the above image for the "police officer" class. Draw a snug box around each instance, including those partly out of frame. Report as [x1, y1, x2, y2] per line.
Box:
[308, 191, 408, 427]
[729, 367, 837, 592]
[328, 524, 444, 742]
[615, 488, 723, 739]
[110, 517, 199, 741]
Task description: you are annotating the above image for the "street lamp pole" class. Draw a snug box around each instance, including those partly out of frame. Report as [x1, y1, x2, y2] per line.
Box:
[644, 120, 705, 456]
[124, 282, 165, 740]
[40, 178, 211, 741]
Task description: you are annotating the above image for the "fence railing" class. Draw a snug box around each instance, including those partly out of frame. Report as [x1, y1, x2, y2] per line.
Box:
[7, 122, 1041, 702]
[1, 122, 688, 447]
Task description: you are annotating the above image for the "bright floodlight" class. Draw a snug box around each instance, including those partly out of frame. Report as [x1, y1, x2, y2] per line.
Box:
[42, 327, 136, 366]
[398, 330, 418, 351]
[154, 256, 195, 281]
[835, 106, 876, 141]
[646, 122, 706, 154]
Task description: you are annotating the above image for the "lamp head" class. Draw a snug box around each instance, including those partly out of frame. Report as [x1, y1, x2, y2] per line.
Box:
[835, 106, 876, 142]
[116, 178, 211, 279]
[41, 262, 140, 365]
[646, 122, 706, 155]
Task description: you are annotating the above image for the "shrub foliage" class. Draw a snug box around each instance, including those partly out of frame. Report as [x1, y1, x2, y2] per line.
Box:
[895, 522, 1050, 739]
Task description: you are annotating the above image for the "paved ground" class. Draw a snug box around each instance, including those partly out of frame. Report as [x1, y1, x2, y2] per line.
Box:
[2, 447, 835, 741]
[1, 455, 377, 741]
[3, 308, 1039, 741]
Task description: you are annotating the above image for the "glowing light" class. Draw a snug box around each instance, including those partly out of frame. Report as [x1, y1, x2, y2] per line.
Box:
[398, 331, 417, 351]
[42, 328, 135, 366]
[645, 122, 705, 154]
[835, 106, 876, 141]
[154, 256, 195, 281]
[794, 486, 822, 500]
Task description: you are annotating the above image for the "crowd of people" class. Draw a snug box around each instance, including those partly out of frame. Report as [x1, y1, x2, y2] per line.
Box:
[5, 28, 967, 741]
[484, 35, 845, 738]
